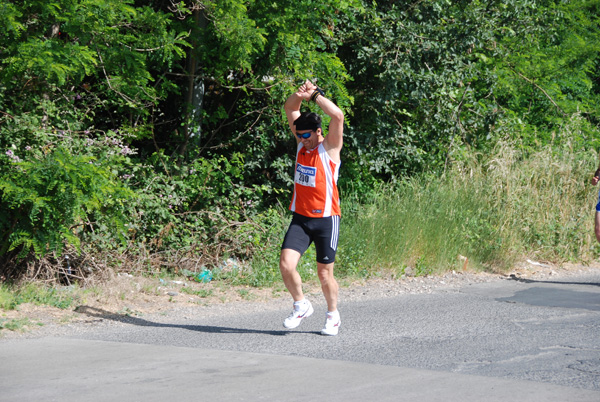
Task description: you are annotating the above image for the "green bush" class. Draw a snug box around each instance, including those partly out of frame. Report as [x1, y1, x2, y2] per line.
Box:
[101, 151, 273, 272]
[0, 147, 132, 259]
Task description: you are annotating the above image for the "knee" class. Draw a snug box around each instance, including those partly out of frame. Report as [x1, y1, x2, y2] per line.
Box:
[280, 250, 300, 273]
[279, 256, 293, 273]
[317, 264, 335, 283]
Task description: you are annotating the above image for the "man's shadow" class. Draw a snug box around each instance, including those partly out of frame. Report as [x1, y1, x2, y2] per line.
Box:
[507, 274, 600, 287]
[75, 306, 320, 336]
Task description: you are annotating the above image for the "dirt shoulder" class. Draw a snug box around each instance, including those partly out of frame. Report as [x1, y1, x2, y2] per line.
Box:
[2, 259, 599, 340]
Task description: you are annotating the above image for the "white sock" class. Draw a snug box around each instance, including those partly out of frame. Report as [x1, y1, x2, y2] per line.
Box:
[294, 299, 307, 309]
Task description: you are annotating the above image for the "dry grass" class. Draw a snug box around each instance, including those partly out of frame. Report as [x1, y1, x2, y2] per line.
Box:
[339, 135, 600, 276]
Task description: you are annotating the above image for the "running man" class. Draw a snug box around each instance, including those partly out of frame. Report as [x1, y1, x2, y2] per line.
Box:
[591, 151, 600, 243]
[280, 80, 344, 336]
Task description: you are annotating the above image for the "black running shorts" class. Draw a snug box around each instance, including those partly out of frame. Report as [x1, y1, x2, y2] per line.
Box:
[281, 213, 340, 264]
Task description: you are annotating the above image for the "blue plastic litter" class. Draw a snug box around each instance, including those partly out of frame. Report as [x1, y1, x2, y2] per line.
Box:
[197, 269, 213, 283]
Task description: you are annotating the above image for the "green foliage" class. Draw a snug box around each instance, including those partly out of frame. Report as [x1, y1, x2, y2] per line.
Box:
[161, 0, 360, 206]
[241, 207, 293, 287]
[0, 147, 133, 258]
[337, 0, 600, 182]
[0, 282, 75, 310]
[493, 0, 600, 146]
[78, 150, 279, 277]
[0, 0, 187, 276]
[338, 1, 502, 178]
[0, 284, 15, 310]
[0, 318, 41, 332]
[205, 0, 267, 72]
[0, 2, 24, 36]
[482, 117, 598, 261]
[1, 0, 599, 283]
[337, 124, 599, 277]
[180, 286, 213, 298]
[0, 0, 189, 136]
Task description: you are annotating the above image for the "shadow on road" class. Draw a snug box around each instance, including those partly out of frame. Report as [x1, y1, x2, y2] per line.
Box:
[497, 286, 600, 311]
[506, 274, 600, 287]
[75, 306, 319, 336]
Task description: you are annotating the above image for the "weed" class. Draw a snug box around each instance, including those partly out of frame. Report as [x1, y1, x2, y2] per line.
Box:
[0, 317, 42, 332]
[118, 307, 139, 316]
[0, 285, 17, 310]
[141, 283, 160, 296]
[0, 282, 76, 310]
[238, 289, 256, 301]
[181, 287, 213, 298]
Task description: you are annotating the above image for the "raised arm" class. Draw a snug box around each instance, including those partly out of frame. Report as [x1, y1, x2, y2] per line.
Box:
[284, 81, 312, 142]
[304, 81, 344, 161]
[593, 150, 600, 186]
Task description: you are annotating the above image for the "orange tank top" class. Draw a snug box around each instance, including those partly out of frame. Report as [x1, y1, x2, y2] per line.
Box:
[289, 142, 341, 218]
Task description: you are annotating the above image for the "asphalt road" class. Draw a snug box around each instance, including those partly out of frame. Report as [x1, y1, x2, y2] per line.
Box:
[1, 269, 599, 401]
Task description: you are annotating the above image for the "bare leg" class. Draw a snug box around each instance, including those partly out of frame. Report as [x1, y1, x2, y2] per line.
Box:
[279, 248, 304, 301]
[317, 262, 339, 312]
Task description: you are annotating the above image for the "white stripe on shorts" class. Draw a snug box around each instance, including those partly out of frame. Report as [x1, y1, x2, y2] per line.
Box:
[330, 215, 340, 251]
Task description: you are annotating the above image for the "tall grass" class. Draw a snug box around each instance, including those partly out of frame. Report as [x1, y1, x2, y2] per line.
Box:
[239, 122, 600, 284]
[336, 139, 599, 277]
[0, 282, 76, 310]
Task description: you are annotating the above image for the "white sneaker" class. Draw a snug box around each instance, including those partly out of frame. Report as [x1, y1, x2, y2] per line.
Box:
[321, 311, 341, 336]
[283, 300, 314, 329]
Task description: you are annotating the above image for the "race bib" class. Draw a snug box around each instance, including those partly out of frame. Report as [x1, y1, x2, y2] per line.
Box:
[295, 163, 316, 187]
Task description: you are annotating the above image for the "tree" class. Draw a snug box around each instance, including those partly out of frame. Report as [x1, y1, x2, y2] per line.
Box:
[0, 0, 188, 267]
[155, 0, 360, 195]
[337, 0, 600, 183]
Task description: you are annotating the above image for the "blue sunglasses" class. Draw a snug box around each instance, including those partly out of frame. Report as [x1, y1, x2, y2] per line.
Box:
[296, 130, 313, 139]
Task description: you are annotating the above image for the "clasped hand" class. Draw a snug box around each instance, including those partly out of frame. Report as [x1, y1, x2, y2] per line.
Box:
[296, 79, 318, 100]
